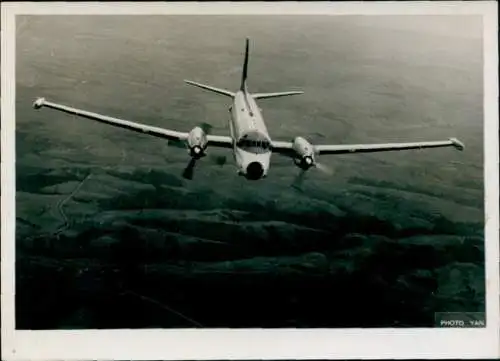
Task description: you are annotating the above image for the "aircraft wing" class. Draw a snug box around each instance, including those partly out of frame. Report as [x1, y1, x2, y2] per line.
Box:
[271, 138, 465, 156]
[32, 97, 233, 149]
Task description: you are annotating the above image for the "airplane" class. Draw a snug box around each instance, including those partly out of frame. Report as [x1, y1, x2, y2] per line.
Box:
[32, 37, 465, 182]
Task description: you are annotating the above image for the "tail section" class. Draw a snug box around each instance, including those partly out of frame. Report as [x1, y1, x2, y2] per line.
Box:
[242, 38, 304, 100]
[183, 80, 234, 98]
[185, 38, 304, 100]
[252, 91, 304, 100]
[240, 37, 250, 91]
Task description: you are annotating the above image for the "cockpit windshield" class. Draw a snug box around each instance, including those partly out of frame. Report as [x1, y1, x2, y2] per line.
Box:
[237, 137, 271, 153]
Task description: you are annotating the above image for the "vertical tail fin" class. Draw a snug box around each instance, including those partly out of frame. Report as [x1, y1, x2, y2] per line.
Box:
[240, 38, 250, 91]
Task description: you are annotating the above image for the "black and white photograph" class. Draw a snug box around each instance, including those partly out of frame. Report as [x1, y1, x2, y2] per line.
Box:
[2, 2, 499, 360]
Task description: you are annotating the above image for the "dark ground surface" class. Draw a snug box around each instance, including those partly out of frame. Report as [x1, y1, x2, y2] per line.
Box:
[15, 15, 484, 329]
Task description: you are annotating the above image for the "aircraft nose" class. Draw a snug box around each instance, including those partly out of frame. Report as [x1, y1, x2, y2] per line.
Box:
[245, 161, 264, 180]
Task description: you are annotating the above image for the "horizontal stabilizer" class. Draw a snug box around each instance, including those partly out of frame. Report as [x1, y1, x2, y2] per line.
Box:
[252, 91, 304, 100]
[184, 80, 235, 98]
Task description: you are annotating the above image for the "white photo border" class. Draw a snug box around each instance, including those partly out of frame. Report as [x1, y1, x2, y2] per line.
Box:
[2, 1, 498, 360]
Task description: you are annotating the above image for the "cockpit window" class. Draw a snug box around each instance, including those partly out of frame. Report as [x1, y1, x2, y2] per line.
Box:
[237, 137, 271, 152]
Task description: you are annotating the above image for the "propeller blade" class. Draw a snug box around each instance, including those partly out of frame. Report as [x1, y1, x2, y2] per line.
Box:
[292, 169, 307, 191]
[182, 157, 198, 180]
[291, 160, 333, 190]
[314, 162, 333, 175]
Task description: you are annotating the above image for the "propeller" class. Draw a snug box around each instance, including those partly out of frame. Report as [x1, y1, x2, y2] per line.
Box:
[291, 154, 334, 191]
[292, 169, 307, 191]
[314, 161, 333, 175]
[311, 147, 334, 176]
[182, 157, 198, 180]
[181, 121, 214, 180]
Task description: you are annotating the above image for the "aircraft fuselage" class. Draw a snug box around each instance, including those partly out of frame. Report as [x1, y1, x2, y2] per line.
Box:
[229, 90, 272, 180]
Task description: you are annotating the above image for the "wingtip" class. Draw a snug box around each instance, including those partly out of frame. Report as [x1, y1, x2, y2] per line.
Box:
[33, 97, 45, 109]
[184, 79, 199, 86]
[184, 79, 196, 87]
[449, 137, 465, 151]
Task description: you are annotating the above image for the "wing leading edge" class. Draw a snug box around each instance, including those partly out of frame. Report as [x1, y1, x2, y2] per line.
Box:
[32, 97, 233, 149]
[271, 138, 465, 156]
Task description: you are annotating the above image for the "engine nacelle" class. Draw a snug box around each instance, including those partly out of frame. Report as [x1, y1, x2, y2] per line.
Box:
[187, 126, 208, 158]
[292, 136, 316, 170]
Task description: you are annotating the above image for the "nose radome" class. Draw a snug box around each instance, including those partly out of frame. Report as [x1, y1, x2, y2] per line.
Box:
[246, 161, 264, 180]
